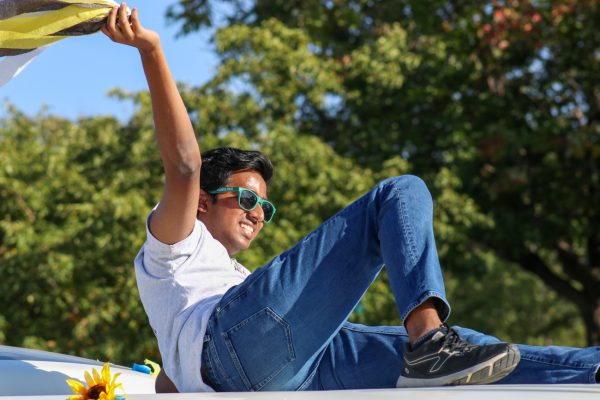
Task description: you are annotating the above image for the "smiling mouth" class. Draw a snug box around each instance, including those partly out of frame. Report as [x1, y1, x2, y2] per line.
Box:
[240, 222, 255, 237]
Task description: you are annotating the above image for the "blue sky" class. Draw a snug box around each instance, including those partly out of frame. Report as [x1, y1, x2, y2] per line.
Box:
[0, 3, 218, 121]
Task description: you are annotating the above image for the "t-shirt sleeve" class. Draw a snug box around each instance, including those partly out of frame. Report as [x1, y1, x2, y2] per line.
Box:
[142, 212, 203, 278]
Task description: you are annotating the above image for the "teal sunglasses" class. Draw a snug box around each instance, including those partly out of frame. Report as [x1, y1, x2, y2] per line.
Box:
[208, 187, 277, 223]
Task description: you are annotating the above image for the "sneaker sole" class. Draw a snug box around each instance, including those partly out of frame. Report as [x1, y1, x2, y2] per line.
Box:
[396, 344, 520, 388]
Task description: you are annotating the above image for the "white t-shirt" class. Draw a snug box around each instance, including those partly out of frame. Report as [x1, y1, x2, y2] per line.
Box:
[134, 213, 251, 392]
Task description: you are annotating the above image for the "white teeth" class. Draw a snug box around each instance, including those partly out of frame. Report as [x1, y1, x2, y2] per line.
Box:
[241, 223, 254, 235]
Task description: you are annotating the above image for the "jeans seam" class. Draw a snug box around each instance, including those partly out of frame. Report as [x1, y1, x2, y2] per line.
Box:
[297, 363, 320, 391]
[222, 330, 252, 390]
[203, 323, 229, 389]
[393, 184, 419, 266]
[217, 285, 250, 315]
[519, 353, 595, 369]
[341, 325, 409, 337]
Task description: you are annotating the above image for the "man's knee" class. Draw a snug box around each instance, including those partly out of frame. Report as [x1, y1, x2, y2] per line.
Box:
[378, 175, 432, 201]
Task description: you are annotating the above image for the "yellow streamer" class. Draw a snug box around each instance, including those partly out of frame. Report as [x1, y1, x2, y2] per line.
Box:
[0, 31, 68, 49]
[55, 0, 119, 7]
[0, 7, 107, 34]
[0, 1, 122, 87]
[0, 6, 111, 49]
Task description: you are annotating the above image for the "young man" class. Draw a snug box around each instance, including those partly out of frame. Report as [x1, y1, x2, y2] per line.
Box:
[103, 4, 600, 393]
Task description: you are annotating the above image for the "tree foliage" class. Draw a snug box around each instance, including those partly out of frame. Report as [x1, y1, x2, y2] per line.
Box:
[1, 0, 597, 367]
[165, 0, 600, 345]
[0, 105, 160, 362]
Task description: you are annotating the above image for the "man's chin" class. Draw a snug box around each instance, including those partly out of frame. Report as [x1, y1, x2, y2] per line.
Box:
[230, 238, 253, 255]
[240, 238, 253, 250]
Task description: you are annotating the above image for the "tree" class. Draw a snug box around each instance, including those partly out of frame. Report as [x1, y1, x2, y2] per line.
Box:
[1, 0, 595, 367]
[166, 0, 599, 344]
[0, 104, 160, 362]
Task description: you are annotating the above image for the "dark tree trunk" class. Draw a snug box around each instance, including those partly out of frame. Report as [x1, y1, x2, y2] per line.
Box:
[580, 297, 600, 346]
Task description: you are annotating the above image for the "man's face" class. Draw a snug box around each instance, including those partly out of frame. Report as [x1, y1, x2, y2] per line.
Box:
[198, 170, 268, 256]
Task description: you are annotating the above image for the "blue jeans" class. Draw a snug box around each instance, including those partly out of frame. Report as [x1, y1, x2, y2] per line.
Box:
[201, 176, 600, 391]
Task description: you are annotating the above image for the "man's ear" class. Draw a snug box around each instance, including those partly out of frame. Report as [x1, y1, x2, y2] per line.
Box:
[197, 190, 211, 216]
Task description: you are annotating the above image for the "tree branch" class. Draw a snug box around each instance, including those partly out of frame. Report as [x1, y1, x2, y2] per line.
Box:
[516, 249, 586, 311]
[555, 242, 592, 284]
[482, 241, 586, 311]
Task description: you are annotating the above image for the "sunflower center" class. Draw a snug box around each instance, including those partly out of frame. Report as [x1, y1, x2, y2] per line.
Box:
[87, 383, 107, 399]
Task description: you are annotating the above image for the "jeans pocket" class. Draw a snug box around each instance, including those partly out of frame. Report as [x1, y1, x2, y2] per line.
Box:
[223, 307, 295, 391]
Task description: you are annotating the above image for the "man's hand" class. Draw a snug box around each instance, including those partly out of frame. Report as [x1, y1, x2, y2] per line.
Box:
[101, 3, 159, 54]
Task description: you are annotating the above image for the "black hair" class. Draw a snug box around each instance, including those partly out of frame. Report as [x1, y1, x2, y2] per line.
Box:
[200, 147, 274, 194]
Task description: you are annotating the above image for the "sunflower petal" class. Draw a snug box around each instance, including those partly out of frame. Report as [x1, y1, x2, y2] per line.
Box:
[92, 367, 102, 384]
[66, 379, 85, 393]
[68, 395, 84, 400]
[84, 370, 94, 387]
[102, 363, 110, 383]
[110, 372, 121, 386]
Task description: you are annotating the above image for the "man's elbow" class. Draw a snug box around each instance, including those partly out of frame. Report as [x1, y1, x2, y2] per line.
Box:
[174, 150, 201, 179]
[177, 159, 201, 178]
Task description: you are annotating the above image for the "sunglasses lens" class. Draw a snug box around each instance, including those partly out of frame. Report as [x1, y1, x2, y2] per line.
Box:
[239, 190, 258, 211]
[237, 189, 275, 222]
[261, 202, 274, 222]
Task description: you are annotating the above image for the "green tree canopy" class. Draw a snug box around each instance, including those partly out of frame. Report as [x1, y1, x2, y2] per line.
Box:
[1, 0, 597, 369]
[167, 0, 599, 344]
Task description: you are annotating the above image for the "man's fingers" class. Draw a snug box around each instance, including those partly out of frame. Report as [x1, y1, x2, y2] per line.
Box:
[130, 8, 142, 32]
[103, 3, 157, 50]
[105, 6, 118, 34]
[117, 3, 134, 39]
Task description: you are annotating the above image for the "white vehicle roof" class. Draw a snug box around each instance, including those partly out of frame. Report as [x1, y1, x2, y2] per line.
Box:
[1, 345, 598, 400]
[0, 345, 155, 396]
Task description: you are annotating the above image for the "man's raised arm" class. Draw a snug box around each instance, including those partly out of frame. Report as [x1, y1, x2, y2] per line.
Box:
[102, 3, 201, 244]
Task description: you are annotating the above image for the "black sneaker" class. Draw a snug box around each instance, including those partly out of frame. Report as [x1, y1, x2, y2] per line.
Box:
[396, 325, 520, 387]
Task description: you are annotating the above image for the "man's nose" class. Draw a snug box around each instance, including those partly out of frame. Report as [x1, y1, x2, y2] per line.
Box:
[247, 204, 265, 223]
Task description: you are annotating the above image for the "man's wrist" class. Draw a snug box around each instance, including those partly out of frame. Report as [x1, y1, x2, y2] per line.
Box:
[139, 41, 163, 60]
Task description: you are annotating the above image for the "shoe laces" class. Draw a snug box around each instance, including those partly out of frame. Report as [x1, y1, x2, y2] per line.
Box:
[439, 326, 477, 354]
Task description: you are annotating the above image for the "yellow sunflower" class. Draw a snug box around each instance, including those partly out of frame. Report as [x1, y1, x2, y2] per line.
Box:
[66, 363, 125, 400]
